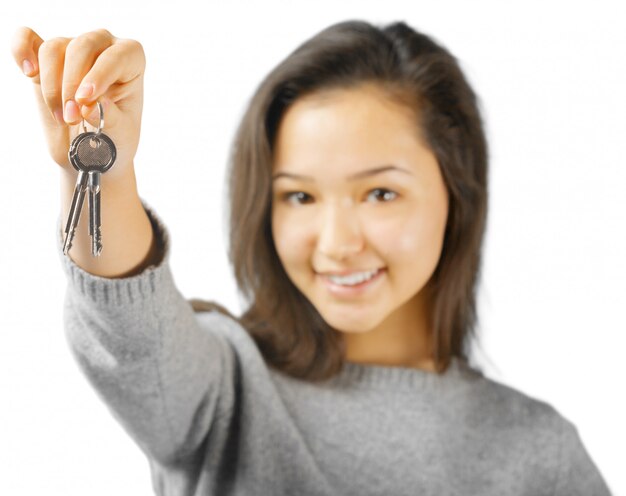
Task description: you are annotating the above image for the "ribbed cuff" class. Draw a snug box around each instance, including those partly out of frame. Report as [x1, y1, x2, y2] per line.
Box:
[56, 198, 172, 306]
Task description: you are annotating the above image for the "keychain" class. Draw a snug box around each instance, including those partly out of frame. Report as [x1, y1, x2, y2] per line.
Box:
[62, 101, 117, 257]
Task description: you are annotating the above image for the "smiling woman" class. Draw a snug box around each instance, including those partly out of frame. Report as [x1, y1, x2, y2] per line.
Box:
[270, 83, 449, 372]
[16, 15, 612, 496]
[221, 21, 487, 381]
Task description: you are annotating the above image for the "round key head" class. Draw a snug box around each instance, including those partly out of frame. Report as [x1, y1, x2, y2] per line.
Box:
[69, 132, 117, 173]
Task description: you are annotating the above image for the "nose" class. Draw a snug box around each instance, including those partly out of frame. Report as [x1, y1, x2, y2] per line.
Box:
[316, 202, 365, 261]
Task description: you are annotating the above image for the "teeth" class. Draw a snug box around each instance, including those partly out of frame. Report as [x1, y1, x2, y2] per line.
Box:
[328, 269, 378, 286]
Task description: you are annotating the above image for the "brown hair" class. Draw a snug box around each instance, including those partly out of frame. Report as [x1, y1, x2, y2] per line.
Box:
[191, 19, 489, 381]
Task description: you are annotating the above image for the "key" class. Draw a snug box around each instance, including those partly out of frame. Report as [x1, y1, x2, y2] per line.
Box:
[62, 166, 89, 255]
[88, 169, 101, 255]
[63, 131, 117, 256]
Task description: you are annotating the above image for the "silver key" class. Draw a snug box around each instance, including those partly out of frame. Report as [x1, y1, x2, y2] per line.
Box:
[63, 131, 117, 256]
[62, 164, 89, 255]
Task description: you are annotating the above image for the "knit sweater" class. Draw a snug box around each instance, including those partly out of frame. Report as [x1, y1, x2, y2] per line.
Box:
[57, 201, 612, 496]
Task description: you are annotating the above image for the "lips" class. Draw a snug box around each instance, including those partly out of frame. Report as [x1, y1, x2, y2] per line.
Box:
[318, 268, 386, 296]
[317, 268, 384, 276]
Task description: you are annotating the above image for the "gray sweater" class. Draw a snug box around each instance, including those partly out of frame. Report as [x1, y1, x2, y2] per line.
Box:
[57, 202, 612, 496]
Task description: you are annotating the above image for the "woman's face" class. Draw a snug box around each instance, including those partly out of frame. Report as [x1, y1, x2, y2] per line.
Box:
[271, 83, 449, 336]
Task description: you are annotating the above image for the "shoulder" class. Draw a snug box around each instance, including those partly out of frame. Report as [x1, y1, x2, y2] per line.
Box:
[465, 370, 567, 433]
[458, 371, 580, 484]
[454, 369, 610, 493]
[451, 365, 574, 460]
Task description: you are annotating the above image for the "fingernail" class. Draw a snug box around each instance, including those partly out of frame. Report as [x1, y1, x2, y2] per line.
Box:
[64, 100, 80, 123]
[75, 83, 94, 99]
[22, 59, 34, 76]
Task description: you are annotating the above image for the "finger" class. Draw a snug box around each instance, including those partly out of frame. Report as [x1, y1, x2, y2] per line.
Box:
[10, 26, 44, 81]
[61, 29, 115, 124]
[73, 38, 146, 107]
[80, 96, 125, 131]
[10, 26, 41, 77]
[12, 27, 59, 135]
[38, 36, 71, 125]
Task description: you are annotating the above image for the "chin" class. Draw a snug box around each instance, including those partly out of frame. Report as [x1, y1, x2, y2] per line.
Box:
[335, 326, 375, 335]
[319, 312, 380, 334]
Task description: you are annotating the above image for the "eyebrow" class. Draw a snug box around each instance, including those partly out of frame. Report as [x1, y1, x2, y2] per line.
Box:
[272, 165, 413, 182]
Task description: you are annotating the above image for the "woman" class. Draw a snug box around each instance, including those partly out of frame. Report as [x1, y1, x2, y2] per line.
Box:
[12, 19, 611, 495]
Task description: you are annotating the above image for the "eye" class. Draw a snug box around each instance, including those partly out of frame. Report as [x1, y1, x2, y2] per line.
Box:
[366, 188, 398, 203]
[277, 188, 398, 205]
[281, 191, 313, 205]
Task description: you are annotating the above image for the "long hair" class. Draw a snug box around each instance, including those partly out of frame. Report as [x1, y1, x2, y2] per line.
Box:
[191, 19, 489, 381]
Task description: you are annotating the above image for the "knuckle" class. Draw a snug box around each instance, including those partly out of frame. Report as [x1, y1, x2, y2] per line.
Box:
[135, 40, 146, 62]
[118, 38, 146, 65]
[10, 26, 31, 54]
[118, 38, 144, 55]
[66, 35, 98, 54]
[39, 37, 68, 58]
[128, 38, 144, 52]
[41, 87, 61, 102]
[92, 28, 114, 40]
[104, 41, 127, 59]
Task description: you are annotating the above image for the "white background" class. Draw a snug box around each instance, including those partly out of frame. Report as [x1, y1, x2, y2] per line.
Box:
[1, 0, 624, 494]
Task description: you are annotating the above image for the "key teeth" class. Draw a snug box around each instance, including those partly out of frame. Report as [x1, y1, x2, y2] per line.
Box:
[92, 231, 103, 257]
[63, 231, 74, 255]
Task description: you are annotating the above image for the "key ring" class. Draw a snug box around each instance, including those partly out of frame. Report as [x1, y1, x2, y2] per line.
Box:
[80, 100, 104, 136]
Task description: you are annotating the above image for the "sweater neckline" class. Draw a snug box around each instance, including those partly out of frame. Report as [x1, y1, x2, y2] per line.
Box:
[329, 356, 478, 390]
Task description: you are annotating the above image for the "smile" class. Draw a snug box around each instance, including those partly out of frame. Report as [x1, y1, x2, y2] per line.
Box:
[318, 268, 386, 296]
[327, 269, 379, 285]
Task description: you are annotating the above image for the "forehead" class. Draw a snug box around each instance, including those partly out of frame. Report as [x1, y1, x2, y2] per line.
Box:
[271, 84, 428, 176]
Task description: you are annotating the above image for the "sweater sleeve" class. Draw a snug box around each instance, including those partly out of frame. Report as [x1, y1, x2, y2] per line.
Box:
[553, 418, 613, 495]
[57, 199, 237, 465]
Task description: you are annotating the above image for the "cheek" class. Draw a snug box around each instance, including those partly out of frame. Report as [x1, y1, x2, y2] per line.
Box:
[374, 208, 447, 266]
[271, 210, 311, 266]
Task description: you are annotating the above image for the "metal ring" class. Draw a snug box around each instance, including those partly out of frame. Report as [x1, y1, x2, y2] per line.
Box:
[80, 100, 104, 135]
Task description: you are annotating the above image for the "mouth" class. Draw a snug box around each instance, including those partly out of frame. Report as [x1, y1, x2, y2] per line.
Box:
[317, 268, 386, 296]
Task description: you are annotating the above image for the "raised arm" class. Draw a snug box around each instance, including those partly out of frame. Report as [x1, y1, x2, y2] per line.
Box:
[12, 27, 238, 464]
[57, 203, 238, 464]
